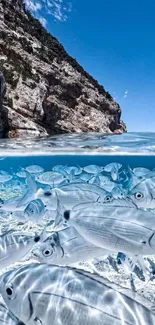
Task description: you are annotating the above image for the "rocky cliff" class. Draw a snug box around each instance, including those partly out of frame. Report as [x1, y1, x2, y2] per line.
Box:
[0, 0, 126, 138]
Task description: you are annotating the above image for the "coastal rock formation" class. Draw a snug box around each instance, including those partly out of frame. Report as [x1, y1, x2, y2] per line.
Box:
[0, 0, 126, 138]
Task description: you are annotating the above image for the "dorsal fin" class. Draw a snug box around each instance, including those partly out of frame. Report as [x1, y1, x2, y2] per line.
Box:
[102, 198, 138, 209]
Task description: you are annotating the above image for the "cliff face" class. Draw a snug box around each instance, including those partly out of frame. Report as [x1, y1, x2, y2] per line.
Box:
[0, 0, 126, 138]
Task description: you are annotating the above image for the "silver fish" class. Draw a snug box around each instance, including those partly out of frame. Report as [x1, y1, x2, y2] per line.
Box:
[25, 165, 44, 174]
[32, 226, 107, 265]
[57, 198, 155, 256]
[0, 171, 12, 183]
[16, 171, 27, 178]
[104, 163, 122, 181]
[36, 171, 66, 185]
[52, 165, 67, 173]
[128, 178, 155, 209]
[54, 183, 112, 205]
[0, 263, 155, 325]
[126, 167, 155, 191]
[24, 199, 46, 222]
[83, 165, 104, 174]
[125, 167, 146, 191]
[0, 229, 46, 269]
[37, 183, 112, 209]
[0, 300, 25, 325]
[64, 166, 82, 175]
[132, 167, 151, 177]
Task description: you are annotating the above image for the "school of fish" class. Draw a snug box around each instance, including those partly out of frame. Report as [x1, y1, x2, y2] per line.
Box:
[0, 161, 155, 324]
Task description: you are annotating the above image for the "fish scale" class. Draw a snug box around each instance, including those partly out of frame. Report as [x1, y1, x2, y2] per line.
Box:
[0, 263, 155, 325]
[72, 219, 145, 253]
[36, 171, 66, 185]
[62, 199, 155, 256]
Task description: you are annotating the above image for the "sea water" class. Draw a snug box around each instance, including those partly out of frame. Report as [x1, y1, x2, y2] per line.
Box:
[1, 132, 155, 324]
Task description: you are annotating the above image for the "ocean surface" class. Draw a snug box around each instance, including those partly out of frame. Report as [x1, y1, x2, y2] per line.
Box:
[0, 132, 155, 324]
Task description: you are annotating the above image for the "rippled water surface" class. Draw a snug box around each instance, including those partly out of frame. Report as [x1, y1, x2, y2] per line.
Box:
[1, 132, 155, 153]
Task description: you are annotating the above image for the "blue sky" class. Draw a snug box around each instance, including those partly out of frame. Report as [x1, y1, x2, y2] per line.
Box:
[25, 0, 155, 132]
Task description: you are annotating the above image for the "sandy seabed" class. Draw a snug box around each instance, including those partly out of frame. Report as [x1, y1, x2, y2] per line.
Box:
[1, 250, 155, 307]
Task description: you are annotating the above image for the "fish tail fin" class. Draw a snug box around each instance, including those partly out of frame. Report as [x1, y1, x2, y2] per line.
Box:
[68, 170, 75, 183]
[25, 171, 38, 192]
[127, 165, 134, 178]
[77, 164, 82, 172]
[137, 256, 147, 274]
[17, 171, 38, 207]
[19, 166, 25, 172]
[54, 194, 68, 229]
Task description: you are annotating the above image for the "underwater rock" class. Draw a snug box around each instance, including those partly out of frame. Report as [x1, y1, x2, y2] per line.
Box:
[0, 0, 126, 138]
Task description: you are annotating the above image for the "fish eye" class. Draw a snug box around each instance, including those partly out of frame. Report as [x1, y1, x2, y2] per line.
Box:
[134, 192, 144, 200]
[5, 283, 14, 299]
[44, 191, 52, 197]
[34, 236, 40, 243]
[29, 209, 34, 214]
[104, 196, 112, 202]
[6, 288, 13, 295]
[42, 248, 53, 257]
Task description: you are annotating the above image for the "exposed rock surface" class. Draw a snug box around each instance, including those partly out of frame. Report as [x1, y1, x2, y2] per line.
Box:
[0, 0, 126, 138]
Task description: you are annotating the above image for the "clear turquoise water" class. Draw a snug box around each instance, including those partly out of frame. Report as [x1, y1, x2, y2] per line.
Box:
[0, 132, 155, 325]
